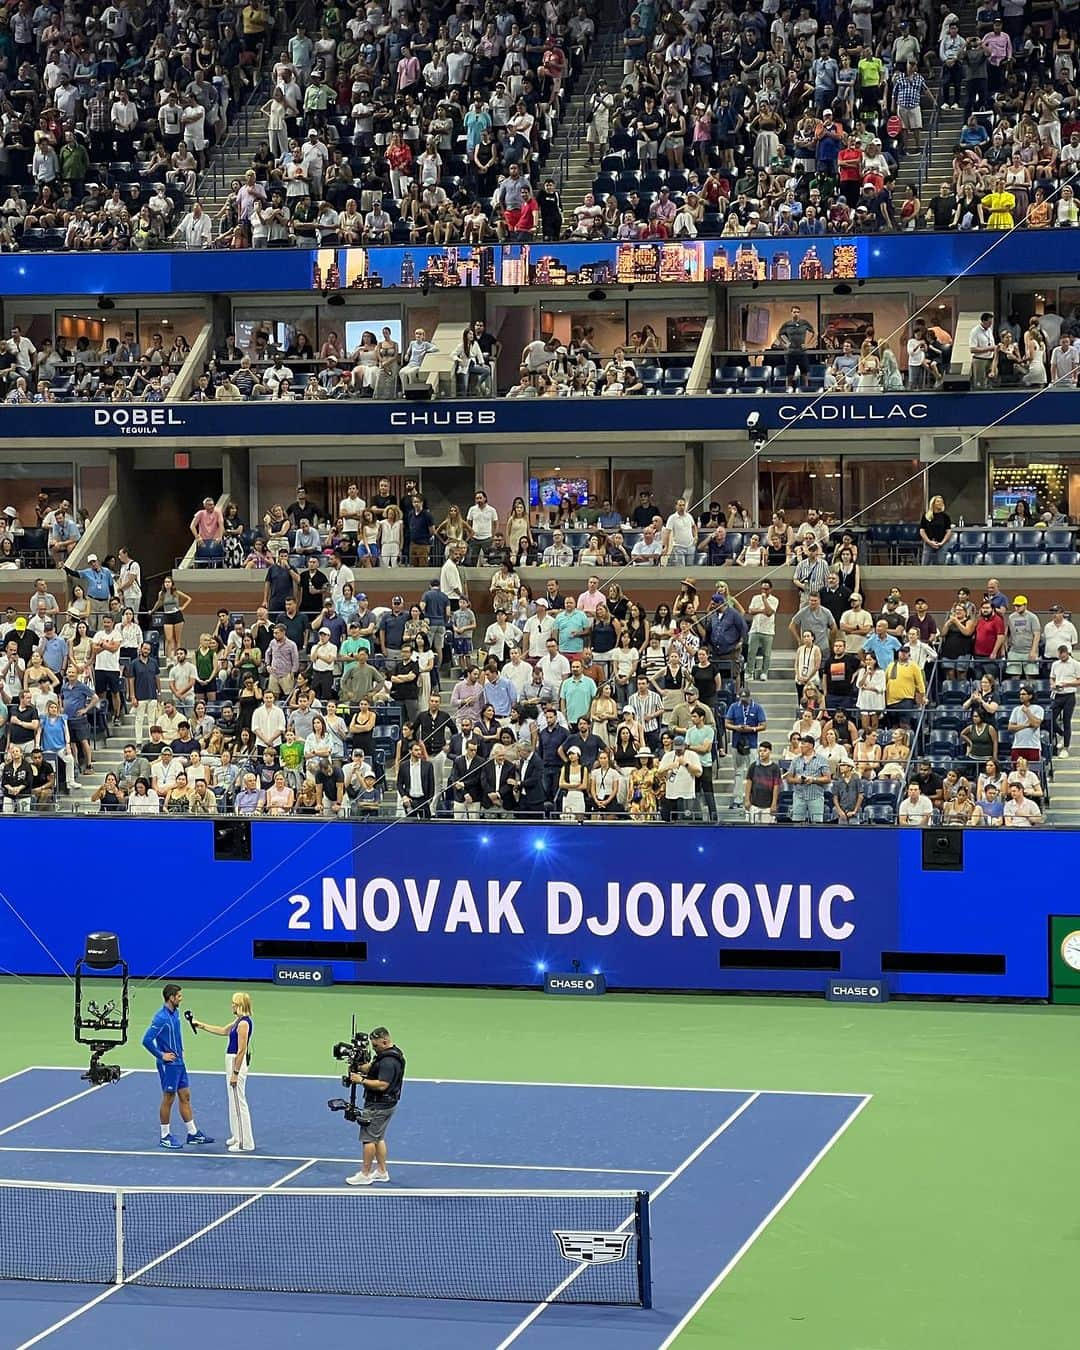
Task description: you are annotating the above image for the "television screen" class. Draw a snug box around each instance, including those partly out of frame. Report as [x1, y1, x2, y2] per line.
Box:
[991, 488, 1036, 523]
[529, 476, 590, 508]
[344, 319, 403, 353]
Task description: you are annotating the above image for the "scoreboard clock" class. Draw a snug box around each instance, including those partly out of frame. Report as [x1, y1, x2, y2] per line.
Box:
[1050, 917, 1080, 1003]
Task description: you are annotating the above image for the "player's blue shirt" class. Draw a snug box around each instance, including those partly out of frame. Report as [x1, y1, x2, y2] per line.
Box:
[142, 1005, 183, 1063]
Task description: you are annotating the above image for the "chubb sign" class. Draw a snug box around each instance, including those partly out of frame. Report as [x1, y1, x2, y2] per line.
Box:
[92, 407, 185, 434]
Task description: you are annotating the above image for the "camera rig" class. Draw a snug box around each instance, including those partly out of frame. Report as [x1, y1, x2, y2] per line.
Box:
[327, 1017, 371, 1124]
[74, 932, 128, 1086]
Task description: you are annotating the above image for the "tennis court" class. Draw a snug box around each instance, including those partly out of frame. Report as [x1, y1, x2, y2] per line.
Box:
[0, 1064, 867, 1349]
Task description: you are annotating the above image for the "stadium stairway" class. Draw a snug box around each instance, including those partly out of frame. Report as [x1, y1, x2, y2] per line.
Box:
[892, 0, 980, 200]
[1044, 750, 1080, 826]
[551, 33, 626, 216]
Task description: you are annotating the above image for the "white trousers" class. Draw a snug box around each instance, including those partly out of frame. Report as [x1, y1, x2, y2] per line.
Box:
[226, 1053, 255, 1150]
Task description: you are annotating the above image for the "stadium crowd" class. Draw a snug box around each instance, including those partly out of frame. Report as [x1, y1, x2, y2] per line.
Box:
[0, 486, 1067, 828]
[166, 0, 596, 248]
[0, 0, 268, 252]
[569, 0, 1080, 240]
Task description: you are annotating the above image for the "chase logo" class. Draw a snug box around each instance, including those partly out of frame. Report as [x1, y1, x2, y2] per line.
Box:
[553, 1231, 633, 1264]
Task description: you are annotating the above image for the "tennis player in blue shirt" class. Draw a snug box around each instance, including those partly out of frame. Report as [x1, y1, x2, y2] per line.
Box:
[142, 983, 214, 1150]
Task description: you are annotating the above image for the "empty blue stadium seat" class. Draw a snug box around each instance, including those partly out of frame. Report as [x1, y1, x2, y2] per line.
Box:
[939, 680, 971, 704]
[956, 530, 986, 551]
[1043, 529, 1074, 549]
[1012, 530, 1042, 549]
[982, 550, 1017, 566]
[949, 550, 982, 566]
[863, 779, 902, 804]
[862, 803, 896, 825]
[1049, 551, 1080, 565]
[1017, 551, 1045, 565]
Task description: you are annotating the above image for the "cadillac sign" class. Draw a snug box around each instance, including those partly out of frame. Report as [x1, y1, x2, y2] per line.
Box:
[776, 401, 930, 423]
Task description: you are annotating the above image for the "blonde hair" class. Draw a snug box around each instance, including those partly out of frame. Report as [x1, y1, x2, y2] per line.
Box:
[232, 991, 252, 1015]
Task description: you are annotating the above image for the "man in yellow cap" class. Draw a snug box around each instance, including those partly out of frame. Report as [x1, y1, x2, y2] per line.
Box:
[1004, 595, 1040, 677]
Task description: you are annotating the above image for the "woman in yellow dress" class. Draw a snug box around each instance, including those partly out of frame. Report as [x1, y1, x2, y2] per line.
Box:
[627, 748, 660, 821]
[980, 175, 1015, 229]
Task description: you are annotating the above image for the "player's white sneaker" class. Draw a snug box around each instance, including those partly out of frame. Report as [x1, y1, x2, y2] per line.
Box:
[372, 1169, 390, 1182]
[226, 1137, 237, 1146]
[227, 1144, 256, 1153]
[345, 1171, 374, 1185]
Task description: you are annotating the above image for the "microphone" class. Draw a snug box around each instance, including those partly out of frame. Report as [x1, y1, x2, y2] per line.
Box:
[184, 1009, 198, 1035]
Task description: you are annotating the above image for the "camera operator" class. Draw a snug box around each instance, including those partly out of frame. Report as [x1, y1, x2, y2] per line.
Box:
[345, 1027, 405, 1186]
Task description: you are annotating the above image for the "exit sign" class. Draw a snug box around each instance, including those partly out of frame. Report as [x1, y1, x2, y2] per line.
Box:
[173, 451, 190, 469]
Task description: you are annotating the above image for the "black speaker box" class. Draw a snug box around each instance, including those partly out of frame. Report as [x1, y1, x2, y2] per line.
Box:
[922, 829, 963, 871]
[214, 819, 251, 861]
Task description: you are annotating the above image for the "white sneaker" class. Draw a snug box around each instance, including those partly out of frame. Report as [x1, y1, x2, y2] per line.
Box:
[372, 1169, 390, 1183]
[227, 1144, 256, 1152]
[226, 1137, 238, 1147]
[345, 1171, 374, 1186]
[1060, 749, 1070, 759]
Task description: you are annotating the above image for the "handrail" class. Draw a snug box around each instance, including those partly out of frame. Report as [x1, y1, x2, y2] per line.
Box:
[916, 99, 942, 198]
[165, 323, 213, 403]
[556, 25, 622, 193]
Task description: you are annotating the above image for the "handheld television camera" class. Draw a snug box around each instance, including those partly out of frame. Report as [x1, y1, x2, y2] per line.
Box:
[326, 1017, 371, 1124]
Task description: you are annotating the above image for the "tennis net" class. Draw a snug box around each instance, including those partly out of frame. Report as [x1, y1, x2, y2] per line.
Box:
[0, 1180, 651, 1306]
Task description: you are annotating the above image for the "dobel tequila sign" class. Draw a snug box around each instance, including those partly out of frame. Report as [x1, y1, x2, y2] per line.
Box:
[92, 407, 185, 435]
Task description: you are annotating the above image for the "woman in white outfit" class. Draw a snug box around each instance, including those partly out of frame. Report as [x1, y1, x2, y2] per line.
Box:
[192, 992, 255, 1152]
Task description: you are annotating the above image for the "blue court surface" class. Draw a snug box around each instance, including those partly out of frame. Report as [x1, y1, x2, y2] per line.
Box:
[0, 1067, 869, 1350]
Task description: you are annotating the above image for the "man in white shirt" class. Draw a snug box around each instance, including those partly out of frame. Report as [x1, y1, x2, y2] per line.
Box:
[1050, 333, 1080, 388]
[839, 592, 873, 654]
[522, 597, 554, 657]
[116, 548, 142, 610]
[168, 648, 198, 712]
[327, 555, 355, 604]
[151, 747, 181, 798]
[746, 579, 778, 678]
[1044, 605, 1077, 655]
[537, 637, 570, 702]
[631, 525, 663, 565]
[251, 690, 287, 750]
[1004, 782, 1042, 826]
[177, 201, 213, 248]
[662, 499, 697, 567]
[1050, 639, 1080, 756]
[542, 530, 574, 567]
[968, 312, 995, 389]
[898, 782, 934, 826]
[7, 325, 36, 376]
[90, 615, 123, 722]
[503, 647, 533, 698]
[440, 543, 468, 608]
[658, 735, 701, 820]
[466, 490, 498, 565]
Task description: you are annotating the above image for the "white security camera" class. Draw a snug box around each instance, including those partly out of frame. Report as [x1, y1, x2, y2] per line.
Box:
[746, 411, 761, 431]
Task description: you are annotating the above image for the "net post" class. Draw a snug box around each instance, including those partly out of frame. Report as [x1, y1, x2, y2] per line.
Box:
[115, 1188, 124, 1285]
[635, 1190, 652, 1309]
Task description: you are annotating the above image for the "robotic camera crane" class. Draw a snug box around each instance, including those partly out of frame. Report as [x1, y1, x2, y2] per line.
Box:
[74, 932, 128, 1086]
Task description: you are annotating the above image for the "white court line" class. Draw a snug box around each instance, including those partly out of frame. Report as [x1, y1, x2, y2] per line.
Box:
[30, 1067, 870, 1098]
[0, 1075, 127, 1138]
[493, 1091, 763, 1350]
[0, 1144, 667, 1176]
[15, 1158, 317, 1350]
[0, 1068, 34, 1087]
[656, 1094, 874, 1349]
